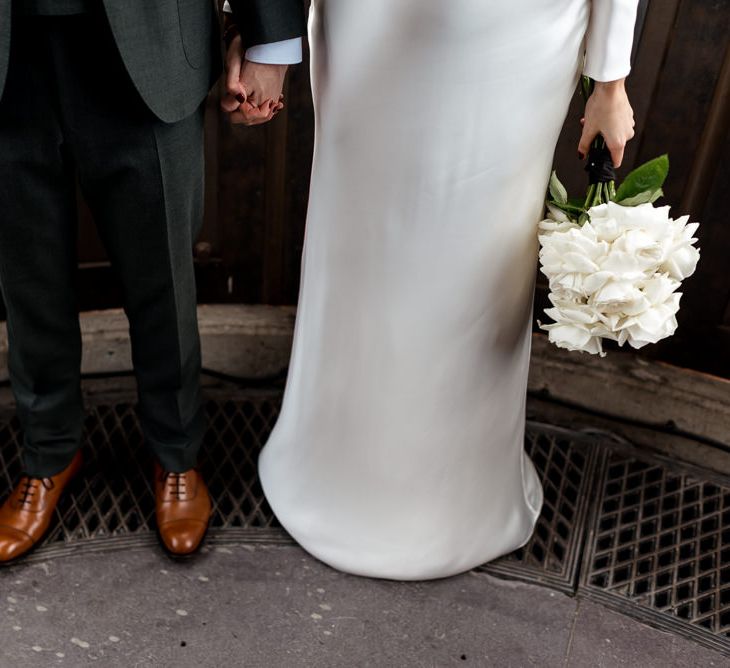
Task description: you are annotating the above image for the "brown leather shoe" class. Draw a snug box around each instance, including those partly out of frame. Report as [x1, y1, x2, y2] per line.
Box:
[154, 463, 212, 557]
[0, 451, 83, 564]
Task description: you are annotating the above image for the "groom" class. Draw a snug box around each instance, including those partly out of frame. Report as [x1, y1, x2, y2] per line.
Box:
[0, 0, 305, 563]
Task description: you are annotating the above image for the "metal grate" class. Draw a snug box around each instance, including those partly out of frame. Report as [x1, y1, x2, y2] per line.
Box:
[0, 395, 595, 569]
[0, 416, 23, 493]
[481, 425, 597, 592]
[581, 451, 730, 653]
[1, 383, 730, 653]
[0, 388, 283, 547]
[204, 394, 281, 529]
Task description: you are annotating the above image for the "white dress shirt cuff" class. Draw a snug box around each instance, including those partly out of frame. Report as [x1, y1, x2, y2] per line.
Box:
[222, 1, 303, 65]
[246, 38, 303, 65]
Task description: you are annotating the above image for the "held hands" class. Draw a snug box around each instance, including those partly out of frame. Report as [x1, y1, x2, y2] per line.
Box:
[221, 32, 288, 126]
[578, 79, 635, 168]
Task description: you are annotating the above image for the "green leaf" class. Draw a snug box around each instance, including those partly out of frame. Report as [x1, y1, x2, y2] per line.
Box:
[568, 196, 586, 208]
[615, 154, 669, 202]
[549, 171, 568, 204]
[548, 200, 585, 214]
[616, 188, 664, 206]
[547, 200, 586, 222]
[581, 76, 595, 103]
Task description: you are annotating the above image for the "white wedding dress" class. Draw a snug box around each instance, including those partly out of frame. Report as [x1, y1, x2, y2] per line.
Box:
[259, 0, 639, 580]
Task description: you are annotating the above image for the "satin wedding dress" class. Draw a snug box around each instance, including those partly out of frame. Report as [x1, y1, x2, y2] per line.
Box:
[259, 0, 639, 580]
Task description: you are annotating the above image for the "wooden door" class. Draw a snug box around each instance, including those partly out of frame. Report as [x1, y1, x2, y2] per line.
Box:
[550, 0, 730, 377]
[2, 0, 728, 378]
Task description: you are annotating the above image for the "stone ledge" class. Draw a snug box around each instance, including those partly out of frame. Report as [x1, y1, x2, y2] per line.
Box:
[528, 334, 730, 448]
[1, 305, 728, 447]
[0, 304, 295, 382]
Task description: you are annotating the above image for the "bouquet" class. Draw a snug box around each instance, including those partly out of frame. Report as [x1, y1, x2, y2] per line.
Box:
[537, 79, 701, 357]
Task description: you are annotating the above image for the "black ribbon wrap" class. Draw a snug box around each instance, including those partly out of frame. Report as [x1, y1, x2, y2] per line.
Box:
[585, 145, 616, 184]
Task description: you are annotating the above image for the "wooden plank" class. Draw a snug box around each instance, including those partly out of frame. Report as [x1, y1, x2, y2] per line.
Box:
[681, 42, 730, 215]
[216, 80, 270, 303]
[262, 83, 291, 305]
[282, 35, 314, 303]
[635, 0, 730, 212]
[622, 0, 681, 170]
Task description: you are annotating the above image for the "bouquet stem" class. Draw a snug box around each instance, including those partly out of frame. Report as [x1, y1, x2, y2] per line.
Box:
[546, 78, 669, 225]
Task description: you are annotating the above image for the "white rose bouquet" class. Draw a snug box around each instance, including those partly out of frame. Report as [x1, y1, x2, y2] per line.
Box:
[538, 79, 700, 357]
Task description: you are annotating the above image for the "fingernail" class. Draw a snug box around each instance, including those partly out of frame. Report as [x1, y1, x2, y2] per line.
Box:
[578, 151, 585, 160]
[236, 93, 246, 104]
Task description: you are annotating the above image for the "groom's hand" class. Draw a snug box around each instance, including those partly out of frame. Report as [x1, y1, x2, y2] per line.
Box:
[221, 33, 287, 126]
[238, 60, 288, 108]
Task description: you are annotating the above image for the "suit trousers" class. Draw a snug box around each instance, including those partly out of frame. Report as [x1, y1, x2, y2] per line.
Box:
[0, 11, 206, 477]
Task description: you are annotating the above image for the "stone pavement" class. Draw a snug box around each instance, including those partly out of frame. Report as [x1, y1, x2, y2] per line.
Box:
[0, 541, 726, 668]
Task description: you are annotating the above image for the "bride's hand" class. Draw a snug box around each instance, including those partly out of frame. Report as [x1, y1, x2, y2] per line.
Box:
[578, 79, 635, 168]
[220, 32, 285, 126]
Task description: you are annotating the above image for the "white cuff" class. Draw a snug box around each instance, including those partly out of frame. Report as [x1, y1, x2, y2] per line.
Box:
[246, 38, 303, 65]
[222, 1, 302, 65]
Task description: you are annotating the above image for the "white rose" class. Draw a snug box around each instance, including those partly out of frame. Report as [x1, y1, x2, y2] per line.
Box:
[659, 217, 701, 280]
[611, 228, 664, 268]
[544, 298, 600, 325]
[589, 203, 674, 244]
[618, 293, 681, 348]
[662, 245, 700, 281]
[537, 200, 699, 356]
[591, 280, 648, 316]
[540, 322, 605, 356]
[597, 247, 654, 281]
[641, 274, 681, 305]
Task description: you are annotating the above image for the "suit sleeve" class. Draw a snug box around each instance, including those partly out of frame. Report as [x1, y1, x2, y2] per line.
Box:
[583, 0, 640, 82]
[228, 0, 308, 49]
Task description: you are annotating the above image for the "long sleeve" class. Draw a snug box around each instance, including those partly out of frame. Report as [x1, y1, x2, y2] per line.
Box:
[227, 0, 307, 50]
[584, 0, 640, 82]
[223, 1, 303, 64]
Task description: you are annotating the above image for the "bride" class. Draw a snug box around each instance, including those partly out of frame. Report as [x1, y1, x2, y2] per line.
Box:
[224, 0, 638, 580]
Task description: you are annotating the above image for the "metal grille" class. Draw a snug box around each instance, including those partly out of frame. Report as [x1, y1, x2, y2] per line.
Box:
[204, 394, 281, 529]
[0, 396, 594, 568]
[581, 452, 730, 652]
[0, 417, 22, 492]
[0, 389, 283, 546]
[481, 425, 597, 592]
[1, 384, 730, 653]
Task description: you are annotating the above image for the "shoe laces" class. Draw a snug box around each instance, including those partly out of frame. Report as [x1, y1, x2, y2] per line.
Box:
[162, 472, 188, 500]
[16, 476, 55, 507]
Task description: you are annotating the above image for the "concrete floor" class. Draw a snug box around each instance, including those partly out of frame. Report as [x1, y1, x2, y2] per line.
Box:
[0, 541, 727, 668]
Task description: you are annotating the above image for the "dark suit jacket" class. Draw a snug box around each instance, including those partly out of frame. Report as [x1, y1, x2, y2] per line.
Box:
[0, 0, 307, 123]
[229, 0, 307, 49]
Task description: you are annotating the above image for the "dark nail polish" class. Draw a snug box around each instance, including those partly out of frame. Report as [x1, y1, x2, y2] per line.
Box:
[578, 151, 585, 160]
[235, 93, 246, 104]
